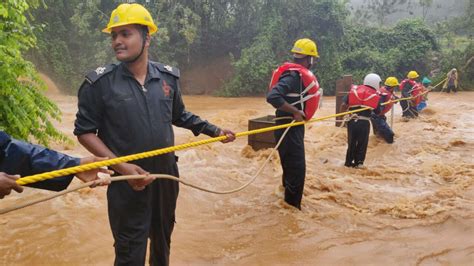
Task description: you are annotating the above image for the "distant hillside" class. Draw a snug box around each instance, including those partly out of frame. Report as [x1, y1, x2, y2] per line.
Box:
[348, 0, 468, 25]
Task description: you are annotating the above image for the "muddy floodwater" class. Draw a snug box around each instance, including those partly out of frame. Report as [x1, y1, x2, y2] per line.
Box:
[0, 81, 473, 265]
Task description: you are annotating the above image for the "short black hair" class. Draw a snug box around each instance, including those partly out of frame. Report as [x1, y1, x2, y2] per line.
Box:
[134, 24, 149, 41]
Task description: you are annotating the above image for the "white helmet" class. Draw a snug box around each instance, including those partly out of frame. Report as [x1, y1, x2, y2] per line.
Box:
[363, 73, 382, 90]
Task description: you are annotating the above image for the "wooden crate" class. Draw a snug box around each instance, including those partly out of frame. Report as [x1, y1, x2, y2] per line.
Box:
[248, 115, 276, 150]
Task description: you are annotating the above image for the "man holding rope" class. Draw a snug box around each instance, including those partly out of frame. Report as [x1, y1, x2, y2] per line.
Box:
[399, 70, 421, 119]
[370, 77, 399, 144]
[73, 3, 235, 265]
[267, 38, 321, 210]
[341, 73, 383, 168]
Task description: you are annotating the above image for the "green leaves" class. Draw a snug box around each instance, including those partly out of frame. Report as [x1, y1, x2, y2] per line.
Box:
[9, 0, 472, 100]
[223, 0, 348, 96]
[341, 19, 438, 84]
[0, 0, 67, 145]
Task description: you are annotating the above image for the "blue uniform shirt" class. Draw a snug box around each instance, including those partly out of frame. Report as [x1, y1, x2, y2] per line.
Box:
[74, 61, 220, 174]
[0, 131, 80, 191]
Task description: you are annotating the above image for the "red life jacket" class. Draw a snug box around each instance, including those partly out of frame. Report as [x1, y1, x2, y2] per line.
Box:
[348, 84, 380, 109]
[269, 62, 321, 120]
[411, 83, 423, 106]
[400, 79, 423, 106]
[378, 86, 396, 115]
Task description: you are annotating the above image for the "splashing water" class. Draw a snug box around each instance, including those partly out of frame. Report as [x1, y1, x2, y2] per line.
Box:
[1, 90, 473, 265]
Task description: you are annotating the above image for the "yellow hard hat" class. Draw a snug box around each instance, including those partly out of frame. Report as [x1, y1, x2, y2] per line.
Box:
[103, 3, 158, 35]
[291, 38, 319, 58]
[384, 77, 399, 87]
[407, 70, 419, 79]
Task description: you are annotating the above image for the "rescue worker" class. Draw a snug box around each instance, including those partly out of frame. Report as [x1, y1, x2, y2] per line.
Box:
[73, 4, 235, 265]
[267, 38, 322, 210]
[371, 77, 399, 144]
[417, 77, 431, 112]
[0, 131, 109, 199]
[443, 68, 458, 93]
[399, 70, 421, 119]
[341, 73, 382, 168]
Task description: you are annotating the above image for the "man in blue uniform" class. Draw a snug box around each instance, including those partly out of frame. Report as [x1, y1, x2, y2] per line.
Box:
[267, 38, 319, 210]
[73, 4, 235, 265]
[371, 77, 399, 144]
[0, 131, 109, 198]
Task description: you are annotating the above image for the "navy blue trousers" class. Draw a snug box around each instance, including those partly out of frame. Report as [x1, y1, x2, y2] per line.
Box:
[345, 119, 370, 167]
[274, 123, 305, 209]
[108, 160, 179, 266]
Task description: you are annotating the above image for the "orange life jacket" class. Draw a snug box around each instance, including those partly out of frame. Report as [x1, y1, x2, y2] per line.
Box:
[348, 84, 380, 109]
[269, 62, 321, 120]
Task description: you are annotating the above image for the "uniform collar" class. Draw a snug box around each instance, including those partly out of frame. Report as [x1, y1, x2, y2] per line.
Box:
[119, 61, 161, 82]
[147, 62, 161, 79]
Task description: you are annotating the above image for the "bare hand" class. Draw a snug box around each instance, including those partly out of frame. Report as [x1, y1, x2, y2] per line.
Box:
[76, 156, 114, 187]
[113, 163, 154, 191]
[293, 110, 306, 122]
[0, 172, 23, 199]
[219, 129, 236, 143]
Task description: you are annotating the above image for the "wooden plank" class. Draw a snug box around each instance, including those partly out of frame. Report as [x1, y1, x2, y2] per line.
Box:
[335, 75, 352, 127]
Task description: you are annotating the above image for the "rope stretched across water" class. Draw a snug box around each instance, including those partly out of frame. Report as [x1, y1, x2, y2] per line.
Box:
[3, 82, 445, 214]
[12, 74, 449, 186]
[5, 108, 369, 214]
[15, 107, 373, 186]
[14, 86, 439, 187]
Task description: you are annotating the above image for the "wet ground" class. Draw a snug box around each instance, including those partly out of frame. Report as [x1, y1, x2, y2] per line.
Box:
[0, 82, 473, 265]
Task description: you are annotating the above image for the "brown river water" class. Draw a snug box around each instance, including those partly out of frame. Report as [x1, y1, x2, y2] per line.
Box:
[1, 77, 473, 265]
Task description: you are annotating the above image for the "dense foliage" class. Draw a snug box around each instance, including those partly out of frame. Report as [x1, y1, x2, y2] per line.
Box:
[0, 0, 67, 144]
[27, 0, 471, 97]
[0, 0, 472, 142]
[340, 19, 438, 85]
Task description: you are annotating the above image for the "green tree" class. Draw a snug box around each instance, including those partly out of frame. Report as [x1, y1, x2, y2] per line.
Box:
[223, 0, 347, 96]
[341, 19, 437, 83]
[0, 0, 67, 145]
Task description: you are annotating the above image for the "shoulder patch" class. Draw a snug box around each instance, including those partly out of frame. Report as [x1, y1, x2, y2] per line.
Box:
[85, 64, 116, 84]
[152, 61, 180, 78]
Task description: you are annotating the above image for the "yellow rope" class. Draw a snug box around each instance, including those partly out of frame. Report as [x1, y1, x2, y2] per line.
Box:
[2, 123, 295, 215]
[432, 77, 448, 90]
[16, 80, 442, 187]
[16, 108, 370, 186]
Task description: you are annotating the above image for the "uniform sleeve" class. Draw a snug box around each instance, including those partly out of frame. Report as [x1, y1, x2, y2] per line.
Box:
[373, 97, 385, 115]
[266, 74, 299, 109]
[1, 139, 80, 191]
[171, 80, 220, 137]
[74, 81, 104, 136]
